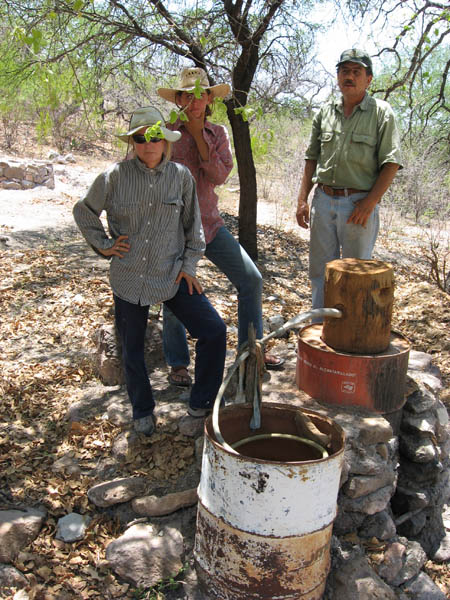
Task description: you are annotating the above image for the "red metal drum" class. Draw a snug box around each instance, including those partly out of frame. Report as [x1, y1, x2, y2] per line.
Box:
[296, 324, 411, 413]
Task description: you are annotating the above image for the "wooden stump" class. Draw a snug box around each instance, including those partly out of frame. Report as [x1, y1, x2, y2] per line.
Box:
[322, 258, 394, 354]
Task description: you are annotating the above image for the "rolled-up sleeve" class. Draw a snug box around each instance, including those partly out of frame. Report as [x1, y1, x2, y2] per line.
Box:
[180, 171, 206, 276]
[73, 170, 115, 257]
[305, 109, 323, 161]
[377, 104, 403, 170]
[199, 125, 233, 185]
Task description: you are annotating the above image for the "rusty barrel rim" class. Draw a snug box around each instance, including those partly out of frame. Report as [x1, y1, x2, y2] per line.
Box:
[205, 402, 345, 465]
[231, 432, 329, 459]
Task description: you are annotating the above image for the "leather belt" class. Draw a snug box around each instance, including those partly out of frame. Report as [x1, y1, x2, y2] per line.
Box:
[318, 183, 365, 197]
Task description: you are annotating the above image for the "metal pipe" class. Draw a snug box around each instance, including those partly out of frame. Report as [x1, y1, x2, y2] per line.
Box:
[212, 308, 342, 453]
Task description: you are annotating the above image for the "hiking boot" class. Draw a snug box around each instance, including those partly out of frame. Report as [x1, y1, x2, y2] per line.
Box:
[187, 405, 212, 418]
[133, 414, 156, 436]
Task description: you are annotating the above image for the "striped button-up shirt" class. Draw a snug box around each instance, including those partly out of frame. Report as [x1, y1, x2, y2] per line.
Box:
[168, 119, 233, 244]
[73, 156, 205, 306]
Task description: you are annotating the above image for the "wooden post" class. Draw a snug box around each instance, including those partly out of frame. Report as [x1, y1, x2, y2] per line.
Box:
[322, 258, 394, 354]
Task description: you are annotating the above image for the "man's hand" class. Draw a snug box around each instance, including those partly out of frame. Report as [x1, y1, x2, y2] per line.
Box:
[98, 235, 130, 258]
[347, 196, 378, 228]
[296, 201, 310, 229]
[176, 271, 203, 295]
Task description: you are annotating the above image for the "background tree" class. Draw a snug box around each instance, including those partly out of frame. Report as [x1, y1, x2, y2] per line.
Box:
[1, 0, 320, 258]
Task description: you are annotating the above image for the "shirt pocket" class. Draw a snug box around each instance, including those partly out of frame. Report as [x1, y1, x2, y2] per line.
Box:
[111, 197, 141, 234]
[158, 196, 184, 232]
[319, 131, 336, 168]
[349, 132, 377, 167]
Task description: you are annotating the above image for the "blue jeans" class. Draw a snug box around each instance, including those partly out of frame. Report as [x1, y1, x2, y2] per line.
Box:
[309, 187, 379, 310]
[114, 280, 226, 417]
[163, 226, 263, 367]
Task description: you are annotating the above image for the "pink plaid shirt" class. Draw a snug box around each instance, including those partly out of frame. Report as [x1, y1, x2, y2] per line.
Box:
[168, 119, 233, 244]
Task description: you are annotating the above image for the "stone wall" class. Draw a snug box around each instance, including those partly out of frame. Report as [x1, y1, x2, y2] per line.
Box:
[318, 349, 450, 598]
[0, 157, 55, 190]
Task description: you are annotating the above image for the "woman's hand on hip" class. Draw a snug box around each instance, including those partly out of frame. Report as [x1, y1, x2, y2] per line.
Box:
[98, 235, 130, 258]
[176, 271, 203, 295]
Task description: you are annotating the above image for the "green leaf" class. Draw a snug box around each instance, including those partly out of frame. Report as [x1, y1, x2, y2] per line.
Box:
[168, 109, 179, 124]
[72, 0, 84, 11]
[193, 78, 204, 99]
[144, 121, 165, 140]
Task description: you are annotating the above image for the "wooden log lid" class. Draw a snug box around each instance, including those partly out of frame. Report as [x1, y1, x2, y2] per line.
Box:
[322, 258, 394, 354]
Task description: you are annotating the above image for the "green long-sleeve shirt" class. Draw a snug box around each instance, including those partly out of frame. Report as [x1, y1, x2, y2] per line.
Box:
[305, 93, 403, 190]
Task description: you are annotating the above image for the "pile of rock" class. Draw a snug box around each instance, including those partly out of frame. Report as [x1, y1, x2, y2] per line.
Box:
[0, 158, 55, 190]
[320, 350, 450, 599]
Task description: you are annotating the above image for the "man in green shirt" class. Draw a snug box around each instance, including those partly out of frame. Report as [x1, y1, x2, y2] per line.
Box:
[296, 49, 402, 310]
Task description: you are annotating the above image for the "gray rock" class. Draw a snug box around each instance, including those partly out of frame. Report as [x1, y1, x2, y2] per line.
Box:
[432, 531, 450, 562]
[357, 418, 393, 446]
[392, 486, 430, 513]
[56, 512, 91, 542]
[132, 488, 198, 516]
[435, 400, 449, 427]
[268, 315, 289, 338]
[111, 430, 140, 460]
[404, 382, 438, 414]
[106, 524, 183, 588]
[377, 541, 406, 583]
[345, 444, 390, 476]
[412, 372, 443, 394]
[0, 508, 46, 563]
[178, 415, 205, 438]
[401, 571, 447, 599]
[340, 484, 395, 516]
[67, 384, 123, 422]
[390, 540, 427, 586]
[105, 399, 132, 425]
[399, 432, 438, 463]
[330, 550, 397, 600]
[359, 510, 397, 541]
[92, 324, 123, 385]
[343, 470, 396, 499]
[51, 453, 81, 477]
[92, 322, 164, 386]
[88, 476, 147, 508]
[398, 455, 443, 485]
[401, 410, 437, 436]
[333, 508, 366, 536]
[0, 563, 28, 591]
[408, 350, 434, 372]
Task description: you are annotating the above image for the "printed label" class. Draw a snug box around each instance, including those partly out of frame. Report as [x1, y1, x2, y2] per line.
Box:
[341, 381, 356, 394]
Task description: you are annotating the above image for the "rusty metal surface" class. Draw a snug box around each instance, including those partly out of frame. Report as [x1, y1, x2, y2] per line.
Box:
[198, 404, 345, 537]
[296, 324, 411, 413]
[195, 404, 345, 599]
[195, 503, 331, 599]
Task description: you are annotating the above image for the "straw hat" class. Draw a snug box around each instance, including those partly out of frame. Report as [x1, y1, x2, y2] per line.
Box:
[157, 67, 230, 104]
[116, 106, 181, 143]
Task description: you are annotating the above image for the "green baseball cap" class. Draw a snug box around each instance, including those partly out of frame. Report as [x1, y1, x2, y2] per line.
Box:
[337, 49, 373, 71]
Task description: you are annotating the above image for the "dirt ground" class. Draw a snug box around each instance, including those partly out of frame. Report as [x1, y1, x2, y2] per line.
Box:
[0, 148, 449, 598]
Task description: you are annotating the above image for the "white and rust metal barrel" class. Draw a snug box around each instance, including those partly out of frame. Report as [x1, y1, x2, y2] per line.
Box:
[194, 402, 345, 599]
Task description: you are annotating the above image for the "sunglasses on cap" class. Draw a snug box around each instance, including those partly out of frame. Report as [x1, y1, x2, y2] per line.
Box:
[132, 134, 164, 144]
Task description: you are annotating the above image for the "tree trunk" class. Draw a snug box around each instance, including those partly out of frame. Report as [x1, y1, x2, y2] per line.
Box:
[226, 101, 258, 260]
[322, 258, 394, 354]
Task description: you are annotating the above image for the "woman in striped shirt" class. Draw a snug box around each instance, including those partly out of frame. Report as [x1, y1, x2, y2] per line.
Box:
[73, 106, 226, 435]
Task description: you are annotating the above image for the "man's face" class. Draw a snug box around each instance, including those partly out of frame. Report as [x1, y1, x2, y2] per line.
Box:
[337, 62, 372, 102]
